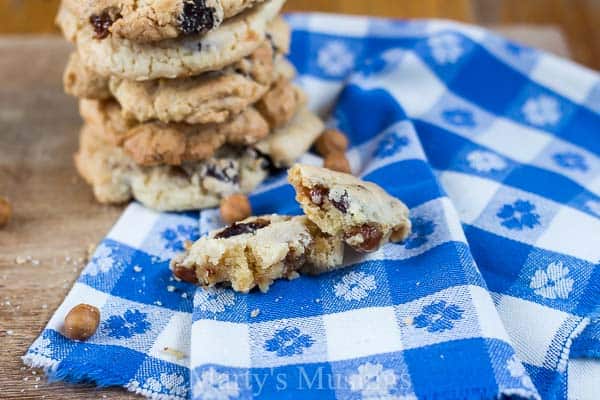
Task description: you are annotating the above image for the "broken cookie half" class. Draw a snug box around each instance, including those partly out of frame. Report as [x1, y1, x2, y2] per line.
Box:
[170, 215, 344, 293]
[170, 164, 411, 292]
[289, 164, 411, 252]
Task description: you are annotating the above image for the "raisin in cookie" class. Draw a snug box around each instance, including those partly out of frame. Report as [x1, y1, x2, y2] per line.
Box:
[170, 215, 344, 292]
[57, 0, 286, 80]
[76, 124, 270, 211]
[63, 0, 266, 43]
[288, 164, 412, 252]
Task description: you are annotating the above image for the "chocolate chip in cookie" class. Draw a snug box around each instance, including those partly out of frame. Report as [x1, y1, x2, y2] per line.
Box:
[180, 0, 217, 35]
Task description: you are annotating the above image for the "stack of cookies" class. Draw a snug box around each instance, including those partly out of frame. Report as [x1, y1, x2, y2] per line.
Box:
[56, 0, 325, 211]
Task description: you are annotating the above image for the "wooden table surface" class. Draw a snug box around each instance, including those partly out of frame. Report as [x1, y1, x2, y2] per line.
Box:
[0, 12, 579, 400]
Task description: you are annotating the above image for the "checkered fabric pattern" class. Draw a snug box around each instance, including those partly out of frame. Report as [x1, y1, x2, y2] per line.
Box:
[23, 205, 199, 398]
[24, 14, 598, 400]
[190, 14, 599, 400]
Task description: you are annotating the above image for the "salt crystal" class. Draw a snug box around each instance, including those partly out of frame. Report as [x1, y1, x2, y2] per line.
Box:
[42, 304, 48, 309]
[167, 285, 176, 292]
[155, 301, 163, 306]
[15, 256, 27, 264]
[6, 330, 13, 335]
[133, 265, 143, 273]
[181, 293, 188, 299]
[31, 259, 40, 266]
[250, 309, 260, 318]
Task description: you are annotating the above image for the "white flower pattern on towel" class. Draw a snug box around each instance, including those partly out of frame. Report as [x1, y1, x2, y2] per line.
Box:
[317, 41, 356, 77]
[467, 150, 508, 172]
[428, 34, 464, 64]
[195, 287, 235, 313]
[334, 271, 377, 301]
[522, 95, 561, 126]
[84, 243, 116, 276]
[530, 261, 574, 299]
[348, 362, 398, 398]
[193, 368, 240, 400]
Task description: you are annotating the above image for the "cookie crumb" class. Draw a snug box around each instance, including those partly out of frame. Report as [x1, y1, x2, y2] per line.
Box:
[86, 243, 97, 260]
[250, 308, 260, 318]
[0, 196, 12, 227]
[15, 256, 27, 265]
[220, 194, 252, 225]
[162, 346, 187, 360]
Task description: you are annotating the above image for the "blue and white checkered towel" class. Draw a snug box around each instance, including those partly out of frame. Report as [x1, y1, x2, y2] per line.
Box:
[25, 14, 599, 400]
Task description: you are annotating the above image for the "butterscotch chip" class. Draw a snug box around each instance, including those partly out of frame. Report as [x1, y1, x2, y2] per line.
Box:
[315, 129, 349, 157]
[0, 196, 11, 227]
[63, 304, 100, 341]
[220, 194, 252, 225]
[324, 152, 352, 174]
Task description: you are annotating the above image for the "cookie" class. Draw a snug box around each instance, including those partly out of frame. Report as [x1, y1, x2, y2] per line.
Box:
[62, 0, 266, 43]
[79, 80, 304, 165]
[255, 108, 324, 167]
[75, 124, 270, 211]
[64, 32, 294, 125]
[75, 108, 323, 210]
[57, 0, 287, 80]
[288, 164, 412, 253]
[170, 215, 344, 292]
[80, 98, 269, 163]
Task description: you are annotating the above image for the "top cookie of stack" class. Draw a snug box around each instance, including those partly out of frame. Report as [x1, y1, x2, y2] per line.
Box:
[57, 0, 325, 211]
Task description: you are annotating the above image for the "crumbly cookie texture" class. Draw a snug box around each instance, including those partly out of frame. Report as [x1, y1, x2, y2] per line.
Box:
[80, 99, 271, 165]
[288, 164, 412, 253]
[170, 215, 343, 292]
[75, 124, 270, 211]
[79, 79, 304, 165]
[62, 0, 266, 43]
[64, 31, 293, 125]
[255, 108, 324, 167]
[57, 0, 287, 80]
[75, 108, 323, 210]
